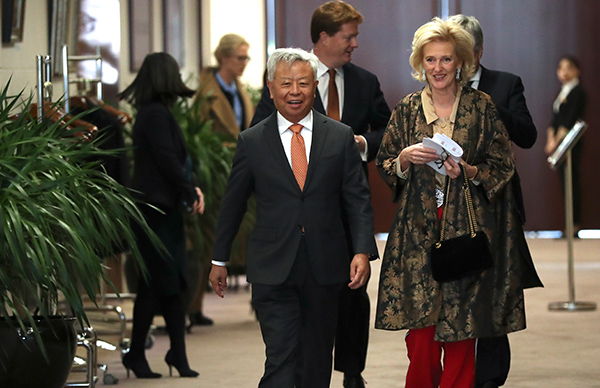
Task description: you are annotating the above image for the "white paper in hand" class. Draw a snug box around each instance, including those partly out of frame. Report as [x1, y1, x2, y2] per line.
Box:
[421, 133, 463, 175]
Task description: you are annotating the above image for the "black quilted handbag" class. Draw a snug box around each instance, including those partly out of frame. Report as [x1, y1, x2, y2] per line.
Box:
[429, 165, 493, 282]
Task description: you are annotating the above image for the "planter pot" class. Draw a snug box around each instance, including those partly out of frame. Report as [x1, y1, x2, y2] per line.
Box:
[0, 316, 77, 388]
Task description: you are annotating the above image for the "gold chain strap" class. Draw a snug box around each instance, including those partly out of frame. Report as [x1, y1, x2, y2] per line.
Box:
[436, 164, 479, 247]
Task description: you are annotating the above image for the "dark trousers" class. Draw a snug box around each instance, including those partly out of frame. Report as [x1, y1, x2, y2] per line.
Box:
[334, 280, 370, 375]
[251, 238, 343, 388]
[475, 335, 510, 387]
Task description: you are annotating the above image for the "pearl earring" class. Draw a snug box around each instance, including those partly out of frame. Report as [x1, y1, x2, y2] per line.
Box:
[456, 68, 461, 80]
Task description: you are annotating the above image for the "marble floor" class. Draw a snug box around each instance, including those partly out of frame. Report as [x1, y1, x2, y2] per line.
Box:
[71, 237, 600, 388]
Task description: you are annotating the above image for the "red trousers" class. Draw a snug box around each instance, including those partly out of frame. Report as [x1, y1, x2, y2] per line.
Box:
[404, 326, 475, 388]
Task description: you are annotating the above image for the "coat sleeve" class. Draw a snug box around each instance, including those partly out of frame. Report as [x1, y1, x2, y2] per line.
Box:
[496, 75, 537, 149]
[376, 102, 409, 202]
[363, 75, 392, 162]
[340, 127, 378, 256]
[136, 106, 197, 205]
[473, 100, 515, 203]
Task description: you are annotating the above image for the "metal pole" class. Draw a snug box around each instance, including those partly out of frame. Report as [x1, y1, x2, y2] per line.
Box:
[63, 45, 70, 113]
[36, 56, 44, 123]
[548, 150, 596, 311]
[95, 46, 103, 101]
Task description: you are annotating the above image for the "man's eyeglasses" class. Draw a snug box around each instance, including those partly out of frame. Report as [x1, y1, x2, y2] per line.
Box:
[237, 56, 251, 63]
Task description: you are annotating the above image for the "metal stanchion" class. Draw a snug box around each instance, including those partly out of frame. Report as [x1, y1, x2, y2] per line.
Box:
[548, 149, 596, 312]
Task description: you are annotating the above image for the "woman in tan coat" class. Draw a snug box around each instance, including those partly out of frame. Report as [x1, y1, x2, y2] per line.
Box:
[376, 18, 527, 388]
[188, 34, 255, 328]
[197, 33, 254, 138]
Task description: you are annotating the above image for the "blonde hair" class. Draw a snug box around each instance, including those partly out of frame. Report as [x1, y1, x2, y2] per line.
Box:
[409, 17, 475, 84]
[214, 33, 250, 64]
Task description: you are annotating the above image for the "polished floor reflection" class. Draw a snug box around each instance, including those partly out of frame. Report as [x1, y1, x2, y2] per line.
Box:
[76, 237, 600, 388]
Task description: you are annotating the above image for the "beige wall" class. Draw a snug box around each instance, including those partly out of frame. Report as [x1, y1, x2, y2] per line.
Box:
[0, 0, 265, 104]
[202, 0, 265, 89]
[0, 0, 51, 96]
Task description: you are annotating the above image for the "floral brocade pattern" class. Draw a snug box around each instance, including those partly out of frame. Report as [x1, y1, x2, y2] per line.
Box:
[375, 87, 526, 342]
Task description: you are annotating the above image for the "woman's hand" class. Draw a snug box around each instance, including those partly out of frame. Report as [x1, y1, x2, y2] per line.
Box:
[545, 127, 558, 156]
[191, 187, 205, 215]
[444, 158, 478, 180]
[398, 143, 439, 171]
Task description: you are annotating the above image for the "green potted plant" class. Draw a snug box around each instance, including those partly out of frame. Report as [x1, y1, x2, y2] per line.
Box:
[0, 83, 155, 388]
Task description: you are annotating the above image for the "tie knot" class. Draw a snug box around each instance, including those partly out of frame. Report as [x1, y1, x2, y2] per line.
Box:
[290, 124, 303, 134]
[328, 68, 336, 78]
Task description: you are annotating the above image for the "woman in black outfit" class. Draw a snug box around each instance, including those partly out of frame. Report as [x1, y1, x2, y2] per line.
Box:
[545, 55, 587, 231]
[119, 52, 205, 378]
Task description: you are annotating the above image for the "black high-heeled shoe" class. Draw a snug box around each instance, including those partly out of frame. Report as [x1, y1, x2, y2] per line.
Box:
[165, 349, 199, 377]
[122, 353, 162, 379]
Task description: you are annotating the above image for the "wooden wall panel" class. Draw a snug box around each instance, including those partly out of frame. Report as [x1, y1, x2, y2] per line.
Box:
[459, 0, 600, 231]
[272, 0, 600, 231]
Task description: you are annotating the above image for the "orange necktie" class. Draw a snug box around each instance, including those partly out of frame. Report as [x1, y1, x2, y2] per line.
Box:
[327, 69, 340, 121]
[290, 124, 308, 190]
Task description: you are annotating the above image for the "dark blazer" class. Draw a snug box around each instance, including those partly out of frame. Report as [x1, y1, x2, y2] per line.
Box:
[213, 110, 378, 286]
[131, 101, 197, 211]
[551, 83, 587, 131]
[251, 62, 391, 162]
[478, 66, 536, 223]
[477, 65, 542, 289]
[479, 66, 537, 149]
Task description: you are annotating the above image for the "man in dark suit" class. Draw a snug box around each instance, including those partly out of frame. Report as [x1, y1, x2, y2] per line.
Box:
[449, 14, 544, 388]
[210, 47, 378, 388]
[251, 3, 391, 387]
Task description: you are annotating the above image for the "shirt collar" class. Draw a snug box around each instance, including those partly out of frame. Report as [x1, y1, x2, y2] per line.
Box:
[314, 54, 344, 79]
[277, 110, 314, 135]
[215, 71, 237, 92]
[561, 78, 580, 93]
[471, 66, 482, 83]
[421, 85, 462, 125]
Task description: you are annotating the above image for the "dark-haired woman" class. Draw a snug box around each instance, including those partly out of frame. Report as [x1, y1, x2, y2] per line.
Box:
[119, 52, 204, 378]
[545, 55, 587, 232]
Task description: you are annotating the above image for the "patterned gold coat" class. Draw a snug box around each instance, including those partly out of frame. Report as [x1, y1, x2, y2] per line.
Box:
[375, 86, 527, 342]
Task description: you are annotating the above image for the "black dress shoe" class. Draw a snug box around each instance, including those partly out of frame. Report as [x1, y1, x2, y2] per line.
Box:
[343, 374, 366, 388]
[187, 312, 214, 333]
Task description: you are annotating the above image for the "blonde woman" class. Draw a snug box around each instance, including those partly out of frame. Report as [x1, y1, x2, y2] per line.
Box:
[197, 33, 255, 138]
[375, 18, 527, 388]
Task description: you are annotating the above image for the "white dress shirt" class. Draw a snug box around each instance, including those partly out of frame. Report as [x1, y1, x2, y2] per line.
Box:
[469, 66, 482, 90]
[553, 78, 579, 113]
[314, 57, 368, 161]
[316, 59, 344, 116]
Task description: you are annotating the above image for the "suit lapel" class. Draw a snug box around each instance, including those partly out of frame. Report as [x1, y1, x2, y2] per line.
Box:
[314, 91, 325, 115]
[477, 66, 492, 94]
[262, 114, 302, 191]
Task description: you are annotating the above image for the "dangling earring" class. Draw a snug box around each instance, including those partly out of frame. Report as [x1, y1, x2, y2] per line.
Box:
[422, 68, 426, 81]
[456, 67, 461, 80]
